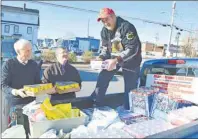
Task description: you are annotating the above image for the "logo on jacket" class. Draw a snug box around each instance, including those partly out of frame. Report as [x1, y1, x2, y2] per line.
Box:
[126, 32, 134, 40]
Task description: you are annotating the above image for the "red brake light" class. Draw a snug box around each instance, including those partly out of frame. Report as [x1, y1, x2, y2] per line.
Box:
[168, 59, 186, 64]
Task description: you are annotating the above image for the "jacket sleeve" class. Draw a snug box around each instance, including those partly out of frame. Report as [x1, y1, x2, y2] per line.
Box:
[118, 23, 141, 63]
[99, 28, 111, 60]
[1, 61, 14, 96]
[42, 67, 51, 84]
[35, 63, 41, 84]
[72, 68, 82, 89]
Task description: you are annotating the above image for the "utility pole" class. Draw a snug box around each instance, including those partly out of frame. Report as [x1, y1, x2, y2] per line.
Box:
[166, 1, 176, 57]
[187, 23, 193, 48]
[176, 32, 181, 57]
[154, 33, 159, 52]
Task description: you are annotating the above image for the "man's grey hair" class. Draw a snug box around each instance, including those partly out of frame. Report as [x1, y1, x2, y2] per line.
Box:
[14, 39, 32, 53]
[55, 47, 68, 57]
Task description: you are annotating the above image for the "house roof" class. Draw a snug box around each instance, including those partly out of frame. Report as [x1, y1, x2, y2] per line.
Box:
[2, 5, 39, 14]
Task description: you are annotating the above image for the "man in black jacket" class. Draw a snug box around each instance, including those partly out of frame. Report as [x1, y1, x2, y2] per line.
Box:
[1, 39, 40, 136]
[91, 8, 142, 110]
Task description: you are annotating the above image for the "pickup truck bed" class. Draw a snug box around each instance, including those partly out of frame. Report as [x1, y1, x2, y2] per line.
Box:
[51, 93, 124, 109]
[52, 93, 198, 138]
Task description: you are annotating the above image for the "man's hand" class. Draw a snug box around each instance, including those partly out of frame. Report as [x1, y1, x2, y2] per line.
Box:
[25, 91, 36, 97]
[47, 87, 57, 94]
[12, 89, 27, 98]
[94, 56, 103, 61]
[105, 58, 117, 71]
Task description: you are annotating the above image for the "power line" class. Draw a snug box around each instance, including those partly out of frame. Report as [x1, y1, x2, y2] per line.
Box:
[25, 1, 196, 33]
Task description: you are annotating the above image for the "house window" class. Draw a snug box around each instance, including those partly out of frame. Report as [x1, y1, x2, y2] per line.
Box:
[27, 27, 32, 34]
[1, 13, 4, 17]
[4, 25, 10, 33]
[14, 25, 19, 33]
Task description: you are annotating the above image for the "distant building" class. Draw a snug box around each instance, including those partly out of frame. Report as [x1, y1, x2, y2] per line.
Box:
[142, 42, 155, 52]
[61, 37, 100, 53]
[37, 39, 44, 48]
[44, 38, 54, 47]
[163, 44, 183, 56]
[1, 4, 40, 47]
[76, 37, 100, 52]
[141, 41, 164, 57]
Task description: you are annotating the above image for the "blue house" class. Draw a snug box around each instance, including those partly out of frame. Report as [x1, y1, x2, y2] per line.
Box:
[62, 37, 100, 54]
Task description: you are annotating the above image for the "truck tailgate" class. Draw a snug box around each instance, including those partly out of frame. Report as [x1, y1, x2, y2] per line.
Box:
[51, 93, 124, 109]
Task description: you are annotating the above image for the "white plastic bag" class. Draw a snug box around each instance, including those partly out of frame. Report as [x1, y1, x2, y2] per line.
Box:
[2, 125, 26, 138]
[22, 101, 40, 116]
[87, 108, 119, 130]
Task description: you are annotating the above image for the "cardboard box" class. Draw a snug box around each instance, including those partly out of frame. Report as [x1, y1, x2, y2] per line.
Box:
[55, 81, 80, 94]
[146, 74, 198, 104]
[29, 111, 87, 138]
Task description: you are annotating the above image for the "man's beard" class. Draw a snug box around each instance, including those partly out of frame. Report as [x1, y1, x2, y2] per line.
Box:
[105, 25, 114, 31]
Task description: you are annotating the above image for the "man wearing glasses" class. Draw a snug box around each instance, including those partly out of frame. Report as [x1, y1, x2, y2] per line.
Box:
[91, 8, 142, 110]
[42, 47, 81, 103]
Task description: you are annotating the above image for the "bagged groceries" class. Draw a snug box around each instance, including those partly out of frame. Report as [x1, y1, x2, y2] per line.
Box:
[87, 107, 119, 131]
[55, 81, 80, 94]
[70, 106, 133, 138]
[23, 83, 54, 96]
[2, 125, 26, 138]
[22, 100, 47, 122]
[123, 119, 175, 138]
[70, 125, 133, 138]
[82, 106, 113, 122]
[30, 109, 47, 122]
[167, 106, 198, 126]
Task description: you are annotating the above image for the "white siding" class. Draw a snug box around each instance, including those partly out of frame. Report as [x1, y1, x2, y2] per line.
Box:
[1, 8, 39, 46]
[2, 10, 38, 25]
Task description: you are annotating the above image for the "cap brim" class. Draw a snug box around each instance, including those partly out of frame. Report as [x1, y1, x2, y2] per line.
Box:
[97, 18, 101, 22]
[97, 15, 108, 22]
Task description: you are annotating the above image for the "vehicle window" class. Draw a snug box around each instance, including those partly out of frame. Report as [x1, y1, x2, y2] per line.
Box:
[176, 68, 187, 76]
[151, 68, 170, 75]
[192, 68, 198, 77]
[140, 65, 198, 86]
